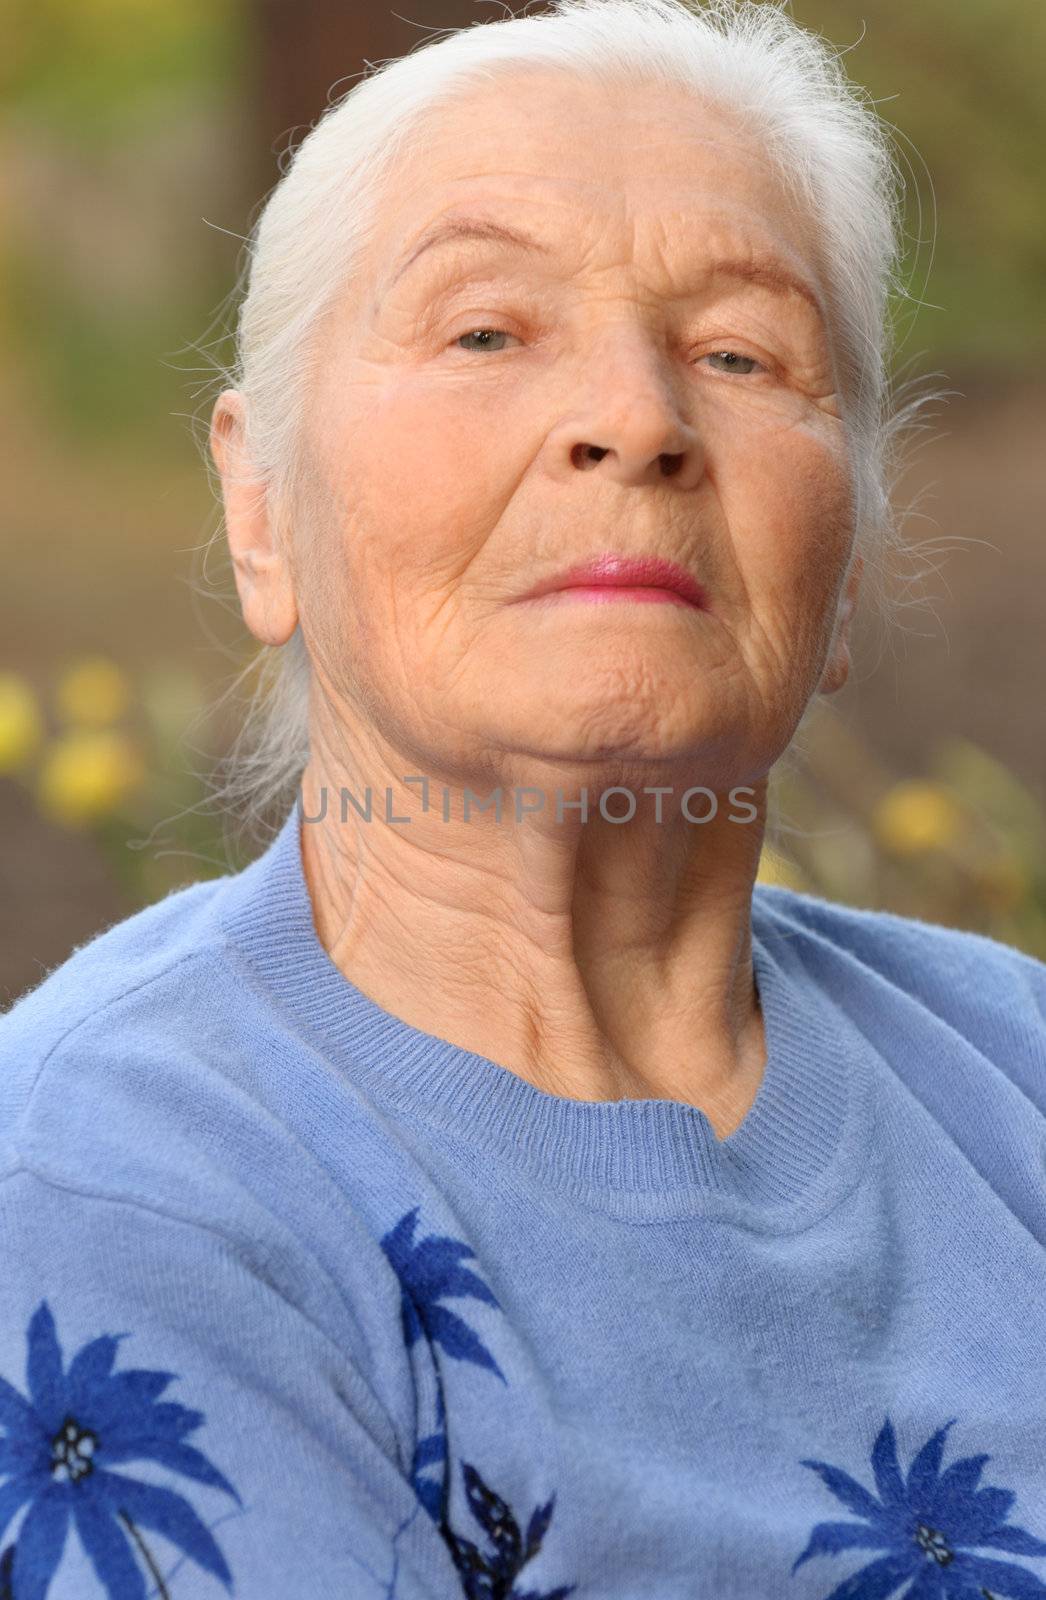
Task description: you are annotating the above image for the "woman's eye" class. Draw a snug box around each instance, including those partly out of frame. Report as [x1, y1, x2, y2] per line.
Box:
[700, 350, 762, 376]
[454, 328, 516, 354]
[451, 331, 763, 376]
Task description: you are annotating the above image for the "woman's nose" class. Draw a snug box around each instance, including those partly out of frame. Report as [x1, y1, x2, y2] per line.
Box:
[545, 329, 706, 487]
[555, 415, 704, 486]
[571, 442, 688, 478]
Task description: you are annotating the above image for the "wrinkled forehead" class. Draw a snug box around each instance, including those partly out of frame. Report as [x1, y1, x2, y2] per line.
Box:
[364, 68, 823, 295]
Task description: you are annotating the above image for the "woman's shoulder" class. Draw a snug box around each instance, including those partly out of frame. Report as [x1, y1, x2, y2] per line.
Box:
[753, 879, 1046, 992]
[753, 881, 1046, 1094]
[0, 867, 264, 1201]
[0, 871, 376, 1381]
[1, 867, 233, 1055]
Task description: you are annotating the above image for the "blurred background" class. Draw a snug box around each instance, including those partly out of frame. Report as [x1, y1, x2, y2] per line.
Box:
[1, 0, 1044, 1005]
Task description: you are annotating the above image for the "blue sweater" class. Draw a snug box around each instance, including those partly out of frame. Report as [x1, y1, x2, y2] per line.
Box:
[2, 802, 1046, 1600]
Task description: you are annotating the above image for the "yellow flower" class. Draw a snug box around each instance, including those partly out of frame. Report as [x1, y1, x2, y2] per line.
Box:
[37, 729, 144, 829]
[55, 656, 132, 728]
[756, 850, 806, 890]
[872, 781, 965, 856]
[0, 673, 44, 774]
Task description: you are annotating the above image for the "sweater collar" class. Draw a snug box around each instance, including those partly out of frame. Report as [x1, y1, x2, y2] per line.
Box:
[218, 802, 877, 1226]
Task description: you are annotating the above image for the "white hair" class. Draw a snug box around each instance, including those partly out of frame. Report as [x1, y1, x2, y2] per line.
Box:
[195, 0, 944, 848]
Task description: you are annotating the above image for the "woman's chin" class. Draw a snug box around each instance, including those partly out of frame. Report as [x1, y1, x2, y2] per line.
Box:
[471, 676, 735, 752]
[473, 705, 747, 774]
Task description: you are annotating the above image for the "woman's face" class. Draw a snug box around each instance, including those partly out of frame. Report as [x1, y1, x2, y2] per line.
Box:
[245, 71, 859, 795]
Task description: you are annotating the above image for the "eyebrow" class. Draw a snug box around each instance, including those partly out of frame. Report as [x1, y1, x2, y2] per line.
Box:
[388, 213, 824, 316]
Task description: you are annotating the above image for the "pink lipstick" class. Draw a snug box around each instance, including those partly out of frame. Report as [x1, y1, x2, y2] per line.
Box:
[520, 553, 708, 610]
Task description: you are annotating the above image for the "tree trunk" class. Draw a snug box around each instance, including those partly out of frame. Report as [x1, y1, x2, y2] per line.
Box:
[249, 0, 501, 192]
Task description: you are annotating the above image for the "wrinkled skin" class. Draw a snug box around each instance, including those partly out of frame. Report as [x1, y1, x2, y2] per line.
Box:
[211, 69, 862, 1133]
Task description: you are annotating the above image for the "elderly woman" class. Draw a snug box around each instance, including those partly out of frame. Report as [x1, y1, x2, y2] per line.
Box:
[4, 0, 1046, 1595]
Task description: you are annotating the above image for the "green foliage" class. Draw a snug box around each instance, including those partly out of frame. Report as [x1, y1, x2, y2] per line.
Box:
[4, 0, 240, 139]
[2, 243, 198, 444]
[2, 0, 1042, 448]
[791, 0, 1046, 365]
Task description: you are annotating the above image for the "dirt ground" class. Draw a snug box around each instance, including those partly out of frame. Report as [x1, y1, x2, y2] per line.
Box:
[2, 365, 1044, 1006]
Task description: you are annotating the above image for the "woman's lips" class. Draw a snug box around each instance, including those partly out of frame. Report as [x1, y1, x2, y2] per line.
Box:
[529, 585, 696, 608]
[519, 553, 708, 610]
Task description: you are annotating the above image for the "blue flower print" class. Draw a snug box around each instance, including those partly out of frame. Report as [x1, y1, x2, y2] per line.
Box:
[378, 1212, 575, 1600]
[381, 1207, 508, 1385]
[440, 1459, 576, 1600]
[409, 1385, 451, 1525]
[0, 1299, 242, 1599]
[793, 1414, 1046, 1598]
[381, 1207, 509, 1533]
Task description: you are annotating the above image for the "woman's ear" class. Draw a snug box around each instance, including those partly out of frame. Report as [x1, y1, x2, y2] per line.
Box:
[210, 390, 299, 646]
[818, 547, 863, 697]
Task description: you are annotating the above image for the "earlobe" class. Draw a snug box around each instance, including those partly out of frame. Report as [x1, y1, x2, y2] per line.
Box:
[818, 549, 863, 697]
[818, 634, 852, 697]
[210, 390, 299, 647]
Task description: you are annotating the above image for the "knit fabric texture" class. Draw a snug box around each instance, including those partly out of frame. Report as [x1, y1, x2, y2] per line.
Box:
[2, 802, 1046, 1599]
